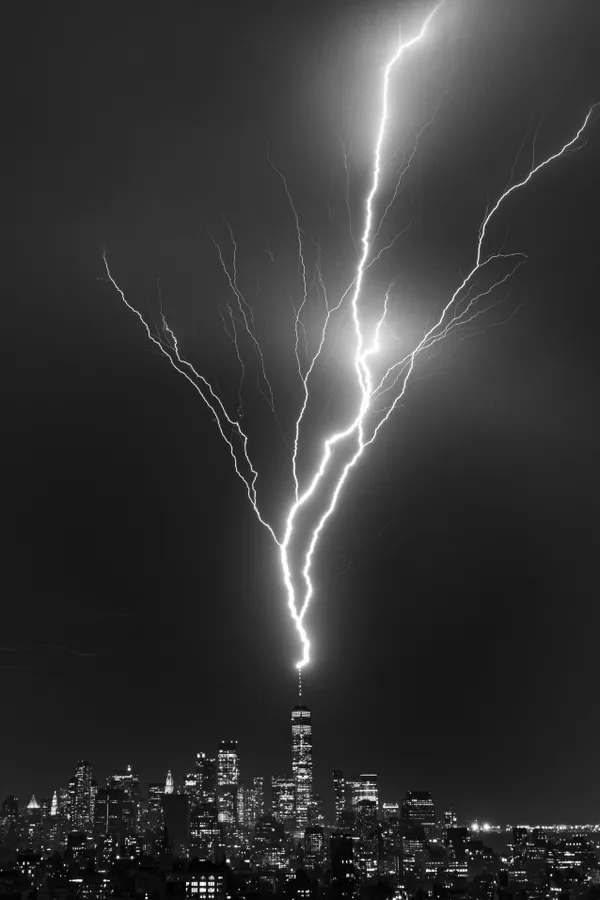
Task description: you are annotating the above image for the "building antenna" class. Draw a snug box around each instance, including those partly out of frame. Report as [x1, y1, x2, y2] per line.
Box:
[298, 666, 302, 708]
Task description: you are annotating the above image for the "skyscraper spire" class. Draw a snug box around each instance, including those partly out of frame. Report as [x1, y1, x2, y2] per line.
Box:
[165, 770, 174, 795]
[298, 667, 302, 708]
[50, 791, 58, 816]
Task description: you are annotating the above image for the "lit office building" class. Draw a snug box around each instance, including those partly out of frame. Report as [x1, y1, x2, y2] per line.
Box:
[107, 766, 140, 835]
[291, 704, 312, 828]
[333, 771, 346, 825]
[354, 828, 379, 881]
[355, 799, 377, 827]
[196, 754, 217, 808]
[331, 833, 358, 900]
[244, 776, 264, 827]
[71, 761, 93, 832]
[380, 819, 402, 880]
[443, 808, 457, 828]
[217, 742, 239, 787]
[217, 742, 239, 825]
[304, 825, 325, 869]
[184, 773, 199, 802]
[271, 776, 295, 830]
[401, 791, 435, 835]
[402, 837, 426, 876]
[190, 807, 220, 862]
[148, 783, 164, 816]
[58, 787, 71, 824]
[382, 802, 399, 821]
[217, 789, 236, 825]
[253, 815, 288, 870]
[352, 775, 378, 811]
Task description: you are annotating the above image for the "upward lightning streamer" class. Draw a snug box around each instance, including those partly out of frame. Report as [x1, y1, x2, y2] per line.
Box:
[103, 5, 597, 670]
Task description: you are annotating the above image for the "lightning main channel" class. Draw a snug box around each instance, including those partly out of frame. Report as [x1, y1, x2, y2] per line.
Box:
[104, 5, 597, 671]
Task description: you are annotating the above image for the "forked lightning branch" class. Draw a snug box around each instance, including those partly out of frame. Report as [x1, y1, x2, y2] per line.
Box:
[103, 2, 597, 669]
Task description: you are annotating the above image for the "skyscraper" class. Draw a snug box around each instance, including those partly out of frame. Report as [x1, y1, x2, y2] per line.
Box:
[253, 776, 264, 822]
[184, 772, 199, 801]
[291, 703, 312, 828]
[217, 741, 239, 824]
[107, 765, 140, 836]
[58, 786, 71, 824]
[147, 782, 165, 815]
[352, 774, 378, 811]
[401, 791, 436, 834]
[217, 742, 239, 786]
[71, 761, 93, 832]
[241, 776, 264, 828]
[382, 801, 399, 821]
[333, 771, 346, 825]
[331, 833, 358, 900]
[163, 792, 190, 857]
[196, 753, 217, 808]
[271, 776, 295, 830]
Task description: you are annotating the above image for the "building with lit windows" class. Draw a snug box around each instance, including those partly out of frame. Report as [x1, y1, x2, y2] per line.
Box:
[271, 776, 295, 830]
[147, 783, 164, 816]
[333, 771, 346, 825]
[401, 837, 426, 877]
[291, 704, 312, 829]
[196, 754, 217, 808]
[217, 742, 239, 825]
[331, 833, 357, 900]
[304, 825, 325, 870]
[166, 863, 226, 899]
[243, 776, 264, 827]
[71, 761, 93, 832]
[253, 815, 288, 871]
[401, 791, 435, 835]
[355, 799, 377, 827]
[58, 786, 71, 823]
[190, 807, 220, 862]
[444, 808, 457, 828]
[382, 802, 399, 821]
[184, 773, 199, 801]
[217, 742, 239, 787]
[107, 766, 140, 836]
[352, 775, 378, 811]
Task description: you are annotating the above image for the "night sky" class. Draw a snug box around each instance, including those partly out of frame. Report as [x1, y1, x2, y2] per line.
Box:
[4, 1, 600, 824]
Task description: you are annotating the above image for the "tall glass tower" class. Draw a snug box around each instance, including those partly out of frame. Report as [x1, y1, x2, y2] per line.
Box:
[332, 770, 346, 825]
[291, 702, 312, 828]
[71, 761, 93, 831]
[217, 741, 239, 824]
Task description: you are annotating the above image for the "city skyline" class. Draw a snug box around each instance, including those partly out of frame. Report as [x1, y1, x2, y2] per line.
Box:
[6, 695, 598, 831]
[3, 686, 598, 829]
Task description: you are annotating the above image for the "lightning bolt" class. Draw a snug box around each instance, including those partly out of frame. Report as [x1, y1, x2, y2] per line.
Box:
[103, 3, 597, 671]
[102, 254, 278, 543]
